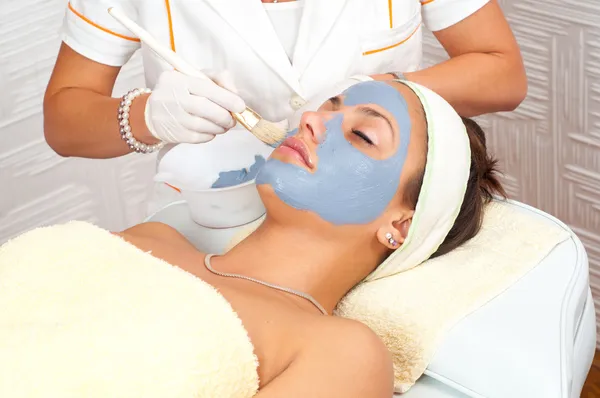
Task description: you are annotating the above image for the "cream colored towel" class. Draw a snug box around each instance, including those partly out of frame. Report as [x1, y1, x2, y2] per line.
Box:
[0, 222, 258, 398]
[226, 201, 570, 392]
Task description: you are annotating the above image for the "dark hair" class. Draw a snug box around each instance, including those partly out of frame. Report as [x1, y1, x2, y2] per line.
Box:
[404, 117, 507, 258]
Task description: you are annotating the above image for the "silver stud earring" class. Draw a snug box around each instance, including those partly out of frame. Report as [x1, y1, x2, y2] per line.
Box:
[385, 232, 398, 247]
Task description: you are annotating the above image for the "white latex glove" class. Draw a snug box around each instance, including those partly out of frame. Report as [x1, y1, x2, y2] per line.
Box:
[145, 70, 246, 144]
[287, 75, 374, 129]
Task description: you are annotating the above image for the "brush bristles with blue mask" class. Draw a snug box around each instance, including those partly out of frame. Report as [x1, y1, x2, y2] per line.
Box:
[233, 109, 289, 147]
[107, 7, 288, 147]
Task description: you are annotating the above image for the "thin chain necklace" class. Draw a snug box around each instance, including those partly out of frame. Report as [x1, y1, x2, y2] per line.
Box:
[204, 254, 328, 316]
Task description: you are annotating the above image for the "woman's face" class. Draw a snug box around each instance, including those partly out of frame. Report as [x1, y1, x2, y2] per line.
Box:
[256, 80, 426, 227]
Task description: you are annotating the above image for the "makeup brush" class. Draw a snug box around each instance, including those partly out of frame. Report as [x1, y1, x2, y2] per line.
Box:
[107, 7, 287, 147]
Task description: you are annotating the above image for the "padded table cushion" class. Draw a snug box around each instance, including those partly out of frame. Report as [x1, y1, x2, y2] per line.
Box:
[402, 201, 595, 398]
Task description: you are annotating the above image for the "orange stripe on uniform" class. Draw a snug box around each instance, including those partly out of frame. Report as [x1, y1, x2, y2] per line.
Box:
[165, 0, 176, 51]
[388, 0, 393, 28]
[421, 0, 436, 5]
[165, 183, 181, 193]
[67, 2, 140, 42]
[362, 23, 422, 56]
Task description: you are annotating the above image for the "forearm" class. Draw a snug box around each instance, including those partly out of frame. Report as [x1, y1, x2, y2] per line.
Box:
[374, 52, 526, 117]
[43, 88, 154, 159]
[378, 0, 528, 117]
[403, 52, 527, 117]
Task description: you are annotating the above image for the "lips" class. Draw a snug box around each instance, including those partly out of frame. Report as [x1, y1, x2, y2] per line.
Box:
[279, 137, 313, 169]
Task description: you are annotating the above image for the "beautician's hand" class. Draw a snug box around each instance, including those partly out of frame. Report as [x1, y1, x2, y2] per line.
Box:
[287, 75, 373, 128]
[145, 70, 246, 144]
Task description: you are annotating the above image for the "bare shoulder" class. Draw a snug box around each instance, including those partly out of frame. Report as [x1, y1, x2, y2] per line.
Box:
[114, 222, 195, 251]
[257, 316, 394, 397]
[117, 222, 183, 239]
[316, 316, 392, 366]
[308, 317, 394, 394]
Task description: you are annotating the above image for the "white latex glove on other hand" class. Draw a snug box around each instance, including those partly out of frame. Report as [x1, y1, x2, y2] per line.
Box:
[287, 75, 374, 130]
[145, 70, 246, 144]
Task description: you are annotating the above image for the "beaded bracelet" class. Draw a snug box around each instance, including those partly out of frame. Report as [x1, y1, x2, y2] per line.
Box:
[118, 88, 164, 154]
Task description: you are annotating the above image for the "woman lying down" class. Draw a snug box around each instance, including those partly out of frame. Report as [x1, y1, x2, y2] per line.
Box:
[0, 80, 505, 398]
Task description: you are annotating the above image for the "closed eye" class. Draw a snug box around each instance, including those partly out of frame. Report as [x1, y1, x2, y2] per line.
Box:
[328, 96, 375, 146]
[352, 129, 374, 145]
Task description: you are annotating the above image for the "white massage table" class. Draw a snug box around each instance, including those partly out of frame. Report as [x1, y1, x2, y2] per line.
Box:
[146, 199, 596, 398]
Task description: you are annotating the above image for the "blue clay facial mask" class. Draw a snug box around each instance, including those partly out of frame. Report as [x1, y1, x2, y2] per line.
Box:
[211, 155, 266, 189]
[256, 81, 412, 225]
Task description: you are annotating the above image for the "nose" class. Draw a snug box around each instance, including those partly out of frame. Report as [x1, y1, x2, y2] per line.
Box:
[298, 111, 327, 144]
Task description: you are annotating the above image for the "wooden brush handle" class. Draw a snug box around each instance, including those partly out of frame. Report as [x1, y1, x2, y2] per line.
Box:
[108, 7, 209, 80]
[108, 7, 256, 132]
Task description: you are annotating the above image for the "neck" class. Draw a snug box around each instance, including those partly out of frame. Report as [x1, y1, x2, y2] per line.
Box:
[212, 217, 379, 314]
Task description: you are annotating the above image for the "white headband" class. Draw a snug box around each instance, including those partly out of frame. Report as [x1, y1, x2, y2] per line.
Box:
[364, 81, 471, 281]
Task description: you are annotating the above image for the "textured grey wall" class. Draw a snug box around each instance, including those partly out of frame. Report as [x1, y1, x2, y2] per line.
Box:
[422, 0, 600, 337]
[0, 0, 155, 240]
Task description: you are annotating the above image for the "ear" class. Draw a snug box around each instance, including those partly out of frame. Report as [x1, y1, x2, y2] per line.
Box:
[376, 210, 414, 250]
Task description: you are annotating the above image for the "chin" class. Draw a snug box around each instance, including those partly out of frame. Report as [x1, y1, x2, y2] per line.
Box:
[256, 183, 274, 204]
[256, 184, 286, 218]
[256, 184, 324, 227]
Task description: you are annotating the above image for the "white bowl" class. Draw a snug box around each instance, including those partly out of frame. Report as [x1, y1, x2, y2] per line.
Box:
[154, 129, 273, 228]
[181, 180, 266, 229]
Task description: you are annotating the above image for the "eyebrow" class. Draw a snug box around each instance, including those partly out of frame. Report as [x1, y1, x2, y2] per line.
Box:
[328, 96, 395, 136]
[328, 96, 342, 109]
[356, 106, 394, 136]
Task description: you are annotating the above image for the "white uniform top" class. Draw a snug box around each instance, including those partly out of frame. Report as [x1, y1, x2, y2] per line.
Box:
[63, 0, 489, 120]
[62, 0, 489, 214]
[263, 1, 305, 60]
